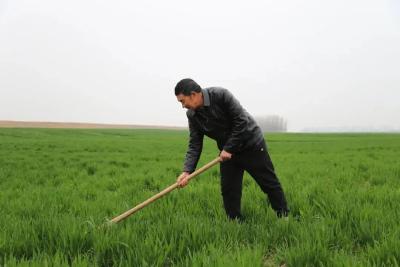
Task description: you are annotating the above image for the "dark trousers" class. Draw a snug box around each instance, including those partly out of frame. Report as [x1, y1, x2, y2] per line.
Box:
[220, 140, 289, 219]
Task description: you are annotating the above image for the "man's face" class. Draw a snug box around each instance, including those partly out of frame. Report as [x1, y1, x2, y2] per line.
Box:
[176, 92, 202, 110]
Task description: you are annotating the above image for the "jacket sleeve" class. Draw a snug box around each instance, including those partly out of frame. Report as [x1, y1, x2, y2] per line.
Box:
[183, 117, 204, 173]
[221, 89, 249, 153]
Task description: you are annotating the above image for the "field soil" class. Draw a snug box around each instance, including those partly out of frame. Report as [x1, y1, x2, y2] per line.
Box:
[0, 120, 185, 130]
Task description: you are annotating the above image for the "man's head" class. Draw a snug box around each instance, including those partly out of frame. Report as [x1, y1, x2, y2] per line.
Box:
[175, 78, 203, 110]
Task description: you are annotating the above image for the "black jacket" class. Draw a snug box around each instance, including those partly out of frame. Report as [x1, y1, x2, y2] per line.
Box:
[183, 87, 264, 173]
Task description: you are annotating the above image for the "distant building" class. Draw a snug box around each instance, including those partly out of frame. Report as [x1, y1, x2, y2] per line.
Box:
[254, 115, 287, 132]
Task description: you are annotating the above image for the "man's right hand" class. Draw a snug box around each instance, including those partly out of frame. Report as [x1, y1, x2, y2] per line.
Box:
[176, 172, 190, 188]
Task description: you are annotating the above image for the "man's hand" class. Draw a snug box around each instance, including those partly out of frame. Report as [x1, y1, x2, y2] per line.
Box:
[219, 150, 232, 161]
[176, 172, 190, 188]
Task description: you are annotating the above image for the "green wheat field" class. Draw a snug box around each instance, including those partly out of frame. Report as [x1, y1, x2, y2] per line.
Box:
[0, 128, 399, 266]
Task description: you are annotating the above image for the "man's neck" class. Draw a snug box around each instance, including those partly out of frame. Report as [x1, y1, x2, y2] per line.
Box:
[199, 92, 204, 107]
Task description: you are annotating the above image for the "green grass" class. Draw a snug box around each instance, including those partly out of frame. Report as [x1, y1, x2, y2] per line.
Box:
[0, 129, 399, 266]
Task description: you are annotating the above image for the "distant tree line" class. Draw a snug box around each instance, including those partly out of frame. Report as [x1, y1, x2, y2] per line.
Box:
[254, 115, 287, 132]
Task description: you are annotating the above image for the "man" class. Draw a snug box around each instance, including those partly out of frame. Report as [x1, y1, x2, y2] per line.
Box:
[175, 78, 289, 220]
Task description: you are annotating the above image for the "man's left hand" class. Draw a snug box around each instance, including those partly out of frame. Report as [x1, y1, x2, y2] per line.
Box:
[219, 150, 232, 161]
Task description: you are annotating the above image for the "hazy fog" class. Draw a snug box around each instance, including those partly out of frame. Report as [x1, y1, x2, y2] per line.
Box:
[1, 0, 399, 131]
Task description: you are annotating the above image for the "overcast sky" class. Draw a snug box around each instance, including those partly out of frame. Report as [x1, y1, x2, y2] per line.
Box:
[0, 0, 399, 131]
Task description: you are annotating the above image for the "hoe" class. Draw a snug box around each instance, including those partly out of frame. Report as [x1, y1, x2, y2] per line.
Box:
[108, 157, 221, 224]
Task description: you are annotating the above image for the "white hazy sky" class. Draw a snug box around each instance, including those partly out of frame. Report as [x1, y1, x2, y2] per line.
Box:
[0, 0, 399, 131]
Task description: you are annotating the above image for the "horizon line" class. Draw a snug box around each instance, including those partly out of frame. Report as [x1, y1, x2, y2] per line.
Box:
[0, 120, 399, 133]
[0, 120, 187, 130]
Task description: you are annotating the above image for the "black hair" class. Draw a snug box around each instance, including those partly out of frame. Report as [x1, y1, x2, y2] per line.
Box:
[174, 78, 201, 96]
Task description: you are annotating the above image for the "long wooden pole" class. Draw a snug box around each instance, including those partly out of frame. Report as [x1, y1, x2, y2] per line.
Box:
[109, 157, 221, 224]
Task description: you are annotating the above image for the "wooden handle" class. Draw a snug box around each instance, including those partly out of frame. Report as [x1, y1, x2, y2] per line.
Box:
[110, 157, 221, 223]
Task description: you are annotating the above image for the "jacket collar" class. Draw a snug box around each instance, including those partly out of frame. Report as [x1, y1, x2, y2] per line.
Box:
[202, 89, 210, 107]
